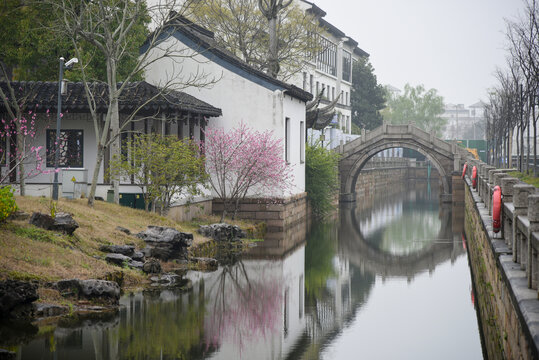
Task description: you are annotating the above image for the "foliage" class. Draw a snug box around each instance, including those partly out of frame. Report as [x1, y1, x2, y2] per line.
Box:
[304, 221, 336, 302]
[351, 57, 386, 130]
[109, 134, 208, 213]
[187, 0, 322, 80]
[305, 140, 339, 218]
[203, 123, 293, 221]
[0, 1, 147, 82]
[0, 186, 17, 222]
[382, 83, 446, 137]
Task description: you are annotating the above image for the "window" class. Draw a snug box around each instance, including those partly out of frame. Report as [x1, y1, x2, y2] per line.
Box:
[285, 118, 291, 163]
[316, 81, 319, 95]
[317, 37, 337, 76]
[46, 129, 83, 168]
[300, 121, 305, 163]
[341, 91, 344, 104]
[302, 72, 307, 91]
[346, 92, 349, 106]
[332, 87, 335, 101]
[310, 74, 314, 94]
[342, 50, 352, 82]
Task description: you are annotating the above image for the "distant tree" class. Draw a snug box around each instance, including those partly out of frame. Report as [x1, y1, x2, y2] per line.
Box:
[350, 57, 386, 130]
[382, 83, 446, 137]
[187, 0, 321, 80]
[109, 134, 207, 213]
[202, 123, 293, 221]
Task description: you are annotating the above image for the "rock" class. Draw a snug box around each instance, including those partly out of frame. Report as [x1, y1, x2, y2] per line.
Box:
[34, 303, 69, 318]
[79, 280, 120, 301]
[7, 210, 30, 221]
[52, 212, 79, 235]
[29, 212, 79, 235]
[0, 280, 38, 319]
[142, 259, 161, 274]
[131, 251, 145, 262]
[190, 257, 218, 271]
[29, 212, 55, 230]
[102, 271, 124, 287]
[55, 279, 81, 297]
[99, 244, 135, 257]
[136, 226, 193, 261]
[198, 223, 246, 242]
[105, 253, 131, 267]
[148, 273, 189, 288]
[115, 226, 131, 235]
[128, 260, 144, 270]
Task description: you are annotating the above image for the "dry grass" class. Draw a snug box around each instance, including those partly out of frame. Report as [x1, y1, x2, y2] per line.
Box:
[0, 196, 215, 284]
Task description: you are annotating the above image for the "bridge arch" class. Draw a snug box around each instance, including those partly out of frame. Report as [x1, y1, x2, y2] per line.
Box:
[338, 124, 458, 203]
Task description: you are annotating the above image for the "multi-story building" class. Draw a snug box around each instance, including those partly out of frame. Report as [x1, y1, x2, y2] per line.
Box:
[292, 0, 369, 135]
[441, 101, 486, 140]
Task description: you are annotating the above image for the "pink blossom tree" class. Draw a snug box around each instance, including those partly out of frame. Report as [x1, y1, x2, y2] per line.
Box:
[0, 109, 53, 188]
[202, 123, 293, 221]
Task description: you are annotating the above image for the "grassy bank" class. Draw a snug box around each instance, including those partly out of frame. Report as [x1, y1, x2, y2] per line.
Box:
[508, 171, 539, 188]
[0, 196, 257, 288]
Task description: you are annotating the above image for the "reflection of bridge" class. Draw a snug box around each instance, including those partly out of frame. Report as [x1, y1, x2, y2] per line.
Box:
[339, 187, 466, 280]
[338, 124, 465, 203]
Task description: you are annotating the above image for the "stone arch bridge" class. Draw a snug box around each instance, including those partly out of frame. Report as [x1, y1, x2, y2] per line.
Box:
[338, 123, 466, 203]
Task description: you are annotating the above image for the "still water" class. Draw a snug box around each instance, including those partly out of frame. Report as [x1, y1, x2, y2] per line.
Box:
[8, 182, 484, 359]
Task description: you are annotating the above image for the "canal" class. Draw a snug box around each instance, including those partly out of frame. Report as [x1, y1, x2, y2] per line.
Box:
[10, 182, 485, 359]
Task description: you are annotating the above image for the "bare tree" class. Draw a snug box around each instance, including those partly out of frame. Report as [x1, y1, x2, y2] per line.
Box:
[506, 0, 539, 175]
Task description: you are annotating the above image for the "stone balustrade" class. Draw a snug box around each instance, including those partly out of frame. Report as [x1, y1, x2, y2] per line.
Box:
[462, 157, 539, 358]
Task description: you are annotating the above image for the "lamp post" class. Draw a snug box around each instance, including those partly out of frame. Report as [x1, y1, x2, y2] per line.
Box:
[52, 57, 78, 200]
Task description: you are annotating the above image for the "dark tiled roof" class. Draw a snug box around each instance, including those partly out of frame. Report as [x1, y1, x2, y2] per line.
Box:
[166, 14, 313, 103]
[0, 81, 222, 117]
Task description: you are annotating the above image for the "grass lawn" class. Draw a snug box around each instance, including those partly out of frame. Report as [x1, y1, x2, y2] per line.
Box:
[507, 171, 539, 188]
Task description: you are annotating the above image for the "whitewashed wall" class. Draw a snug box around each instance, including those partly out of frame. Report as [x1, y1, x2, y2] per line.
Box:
[144, 34, 306, 197]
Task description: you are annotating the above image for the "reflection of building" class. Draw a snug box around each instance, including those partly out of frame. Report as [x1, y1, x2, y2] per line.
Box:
[441, 101, 486, 140]
[187, 244, 306, 360]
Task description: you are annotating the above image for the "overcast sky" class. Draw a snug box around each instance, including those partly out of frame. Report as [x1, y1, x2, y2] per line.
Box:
[311, 0, 527, 107]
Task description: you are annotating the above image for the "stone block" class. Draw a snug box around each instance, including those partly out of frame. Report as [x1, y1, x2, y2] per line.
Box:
[501, 177, 520, 202]
[514, 184, 535, 209]
[494, 173, 510, 187]
[529, 195, 539, 223]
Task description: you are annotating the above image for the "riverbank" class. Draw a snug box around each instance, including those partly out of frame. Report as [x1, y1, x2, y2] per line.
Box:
[0, 196, 261, 306]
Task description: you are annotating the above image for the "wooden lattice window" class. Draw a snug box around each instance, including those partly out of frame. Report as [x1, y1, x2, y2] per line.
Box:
[46, 129, 83, 168]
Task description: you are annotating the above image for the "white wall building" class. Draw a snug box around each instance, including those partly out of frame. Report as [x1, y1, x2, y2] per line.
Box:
[441, 101, 486, 140]
[291, 0, 369, 135]
[145, 16, 312, 198]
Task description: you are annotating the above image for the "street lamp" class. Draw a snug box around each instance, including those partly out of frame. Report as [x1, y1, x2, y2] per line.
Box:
[52, 57, 78, 200]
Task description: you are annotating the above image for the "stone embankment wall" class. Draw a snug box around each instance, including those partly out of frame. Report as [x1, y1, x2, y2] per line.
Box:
[462, 160, 539, 360]
[212, 192, 307, 232]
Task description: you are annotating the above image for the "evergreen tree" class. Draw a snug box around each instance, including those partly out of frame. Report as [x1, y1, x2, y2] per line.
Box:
[350, 57, 386, 130]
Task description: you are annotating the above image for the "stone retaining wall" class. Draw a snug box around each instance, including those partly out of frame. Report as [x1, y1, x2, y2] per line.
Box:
[464, 175, 539, 359]
[212, 192, 308, 232]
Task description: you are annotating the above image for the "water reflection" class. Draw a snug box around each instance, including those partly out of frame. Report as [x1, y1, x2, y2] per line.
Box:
[7, 182, 481, 359]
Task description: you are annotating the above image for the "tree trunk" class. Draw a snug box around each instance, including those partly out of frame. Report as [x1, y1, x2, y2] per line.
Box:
[16, 127, 25, 196]
[87, 144, 105, 207]
[268, 17, 279, 78]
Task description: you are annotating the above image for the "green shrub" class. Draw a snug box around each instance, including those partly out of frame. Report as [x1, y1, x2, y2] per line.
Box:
[0, 186, 17, 222]
[305, 140, 340, 217]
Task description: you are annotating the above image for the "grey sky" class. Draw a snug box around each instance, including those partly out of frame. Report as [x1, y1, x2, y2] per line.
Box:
[311, 0, 526, 107]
